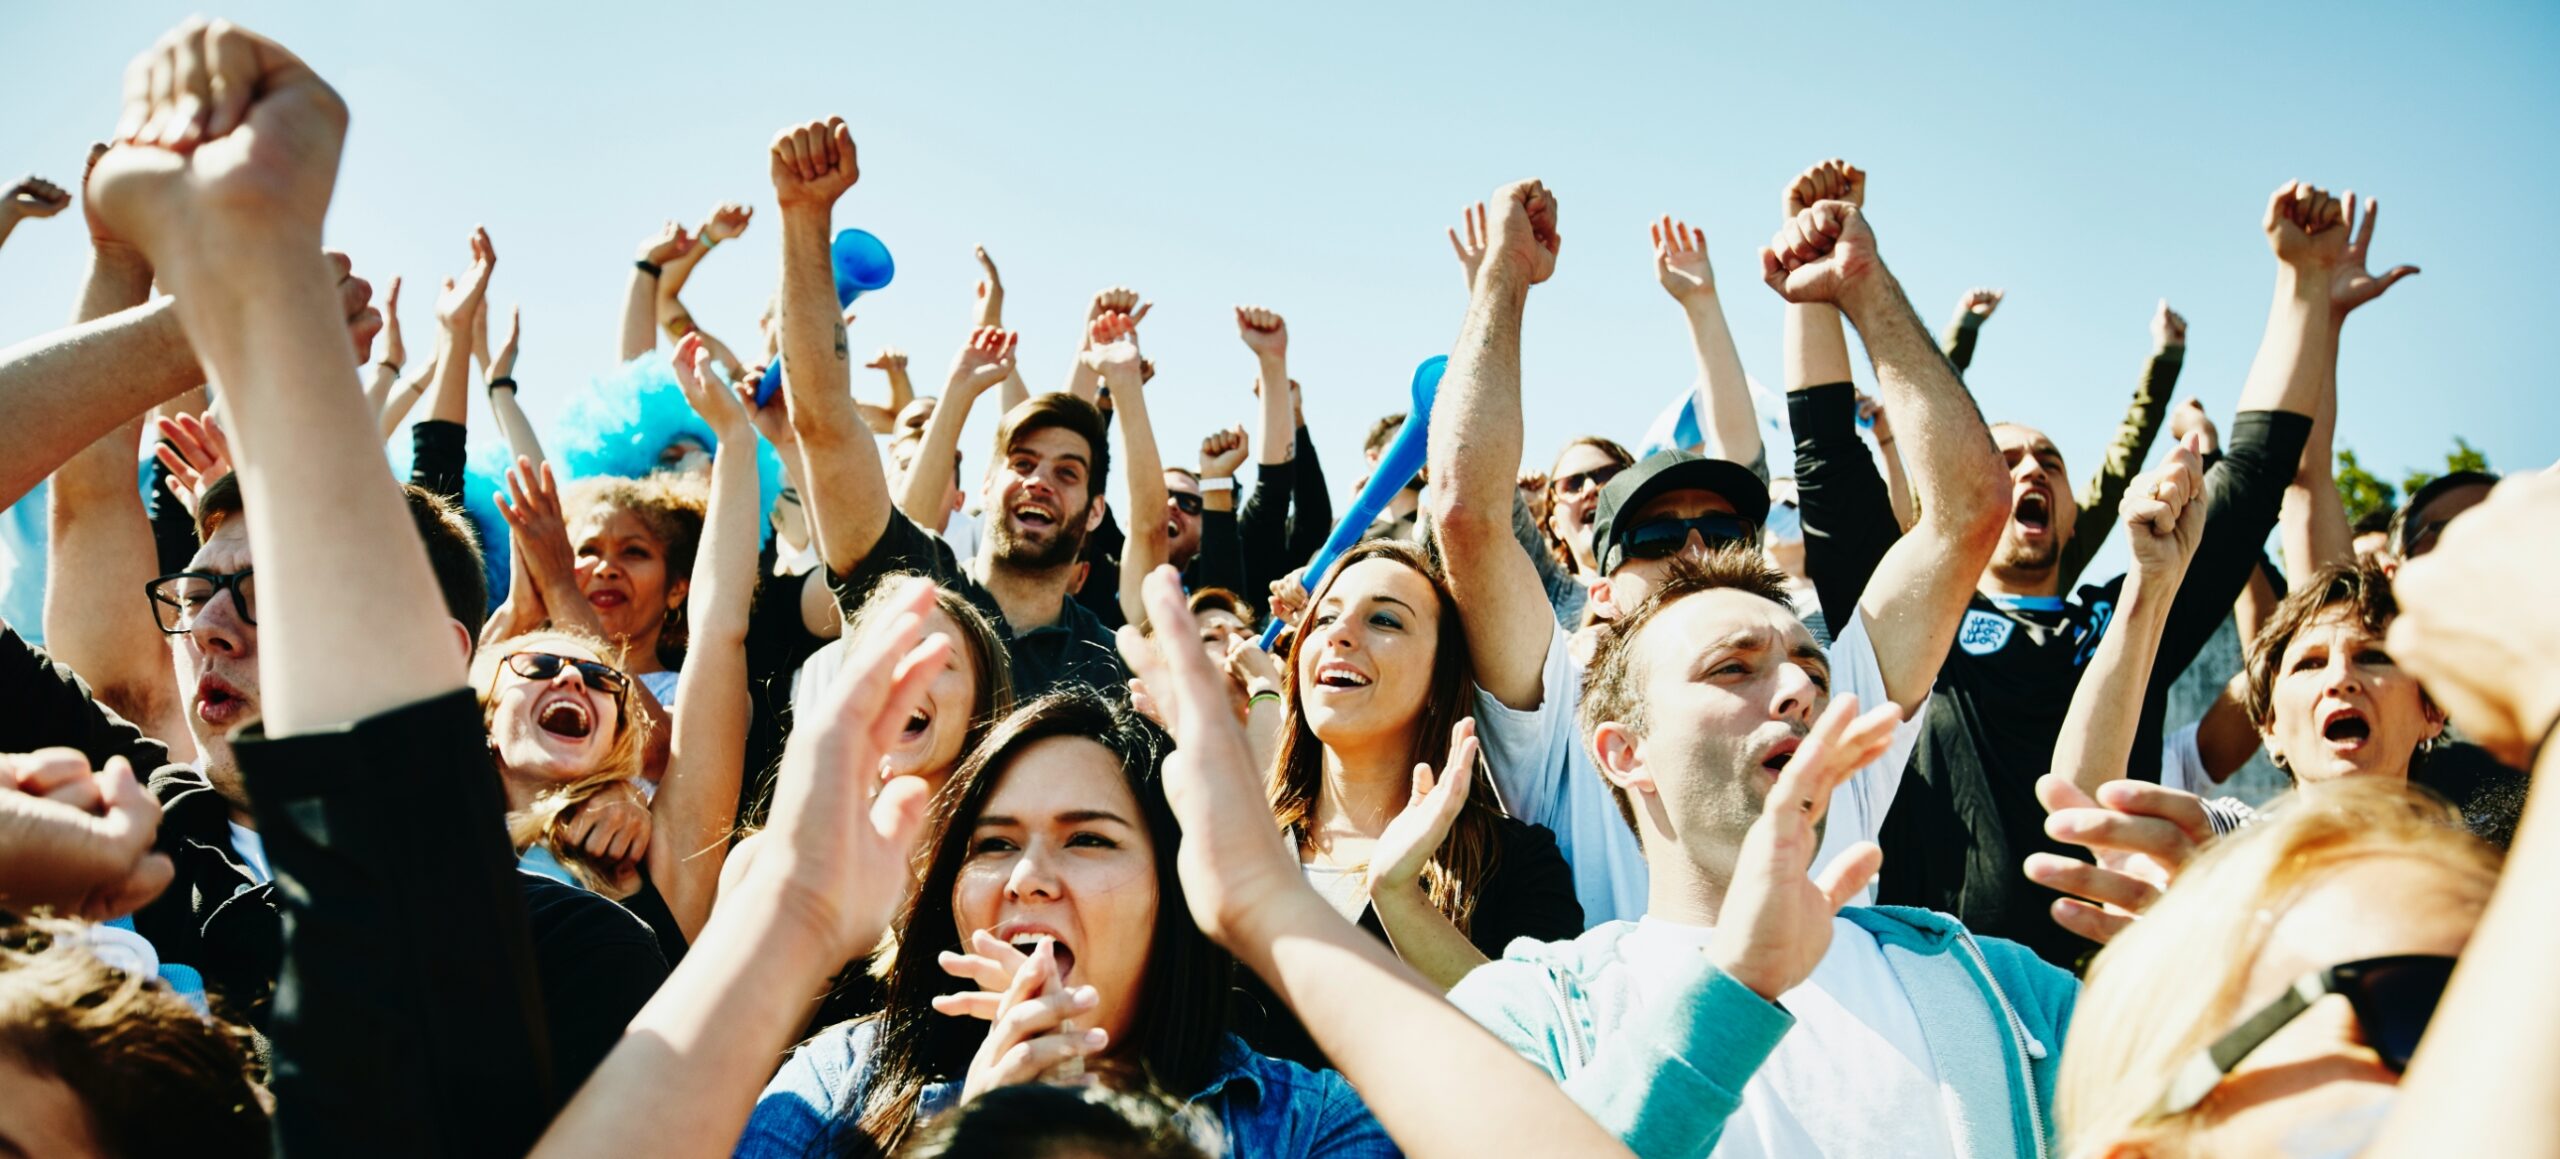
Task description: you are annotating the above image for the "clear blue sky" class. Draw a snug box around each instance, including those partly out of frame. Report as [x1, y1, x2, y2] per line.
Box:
[6, 1, 2554, 581]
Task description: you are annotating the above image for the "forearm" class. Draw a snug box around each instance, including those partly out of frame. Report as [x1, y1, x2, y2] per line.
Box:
[1237, 894, 1636, 1159]
[1784, 304, 1855, 392]
[898, 388, 980, 532]
[2056, 575, 2176, 796]
[1113, 386, 1171, 629]
[362, 361, 399, 420]
[531, 898, 838, 1159]
[423, 325, 473, 427]
[1427, 265, 1553, 707]
[1838, 273, 2006, 712]
[1370, 885, 1492, 991]
[1879, 437, 1917, 533]
[619, 267, 657, 362]
[375, 361, 431, 440]
[995, 365, 1028, 416]
[169, 246, 464, 731]
[1682, 296, 1761, 466]
[778, 210, 889, 573]
[1254, 354, 1291, 465]
[488, 385, 546, 466]
[2234, 268, 2334, 418]
[1940, 312, 1982, 373]
[1787, 385, 1899, 646]
[0, 299, 205, 509]
[2153, 413, 2312, 687]
[1289, 429, 1334, 562]
[652, 440, 758, 938]
[2282, 328, 2351, 576]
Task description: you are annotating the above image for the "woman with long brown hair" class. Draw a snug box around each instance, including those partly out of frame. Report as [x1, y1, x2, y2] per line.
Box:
[1247, 538, 1581, 1067]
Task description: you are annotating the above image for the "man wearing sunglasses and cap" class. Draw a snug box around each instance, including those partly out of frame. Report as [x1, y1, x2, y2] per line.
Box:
[1426, 171, 2009, 934]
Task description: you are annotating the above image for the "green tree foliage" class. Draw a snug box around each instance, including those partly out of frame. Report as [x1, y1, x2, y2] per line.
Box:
[2334, 438, 2493, 524]
[2334, 448, 2396, 524]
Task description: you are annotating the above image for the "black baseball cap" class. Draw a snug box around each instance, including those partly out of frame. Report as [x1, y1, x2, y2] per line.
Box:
[1591, 451, 1770, 575]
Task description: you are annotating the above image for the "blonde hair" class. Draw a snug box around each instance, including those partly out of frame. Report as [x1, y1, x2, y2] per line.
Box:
[2056, 778, 2500, 1155]
[472, 628, 653, 892]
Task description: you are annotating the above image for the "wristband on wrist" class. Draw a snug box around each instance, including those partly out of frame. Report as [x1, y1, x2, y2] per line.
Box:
[487, 376, 518, 393]
[1198, 476, 1236, 493]
[379, 360, 402, 376]
[1248, 690, 1283, 710]
[635, 259, 663, 277]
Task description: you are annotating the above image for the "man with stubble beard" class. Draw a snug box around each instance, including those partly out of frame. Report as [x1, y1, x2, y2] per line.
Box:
[770, 116, 1125, 695]
[1794, 182, 2361, 967]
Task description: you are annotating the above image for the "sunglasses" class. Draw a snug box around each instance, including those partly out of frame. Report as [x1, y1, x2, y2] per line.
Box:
[1169, 492, 1205, 516]
[2146, 953, 2453, 1121]
[1618, 512, 1757, 561]
[146, 569, 256, 633]
[497, 651, 632, 700]
[1556, 463, 1626, 495]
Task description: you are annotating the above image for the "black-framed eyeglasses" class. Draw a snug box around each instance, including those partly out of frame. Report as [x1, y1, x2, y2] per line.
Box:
[1620, 512, 1756, 561]
[146, 569, 256, 634]
[1556, 463, 1626, 495]
[2146, 953, 2453, 1121]
[1169, 492, 1205, 516]
[496, 651, 632, 700]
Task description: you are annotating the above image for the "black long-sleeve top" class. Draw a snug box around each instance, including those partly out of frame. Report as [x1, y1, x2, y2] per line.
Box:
[1790, 380, 2310, 967]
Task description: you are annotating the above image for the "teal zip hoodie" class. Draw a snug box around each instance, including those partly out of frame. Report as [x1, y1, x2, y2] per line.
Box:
[1446, 905, 2077, 1159]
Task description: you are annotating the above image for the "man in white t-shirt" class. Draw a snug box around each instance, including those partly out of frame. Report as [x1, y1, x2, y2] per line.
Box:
[1449, 556, 2077, 1159]
[1427, 175, 2009, 928]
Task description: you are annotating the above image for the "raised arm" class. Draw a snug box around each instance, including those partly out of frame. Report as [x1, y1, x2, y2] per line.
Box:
[1086, 313, 1167, 630]
[1939, 287, 2001, 373]
[901, 328, 1016, 530]
[2141, 184, 2345, 694]
[649, 336, 761, 939]
[1652, 215, 1761, 468]
[423, 226, 493, 429]
[1426, 181, 1563, 710]
[1762, 200, 2007, 714]
[770, 116, 892, 575]
[361, 274, 405, 416]
[42, 183, 191, 749]
[1777, 160, 1903, 638]
[0, 173, 72, 255]
[482, 304, 545, 464]
[860, 345, 916, 434]
[91, 21, 461, 734]
[1857, 391, 1917, 531]
[2056, 301, 2186, 588]
[2290, 195, 2418, 576]
[1782, 162, 1861, 396]
[624, 220, 692, 362]
[656, 201, 752, 380]
[2049, 442, 2206, 798]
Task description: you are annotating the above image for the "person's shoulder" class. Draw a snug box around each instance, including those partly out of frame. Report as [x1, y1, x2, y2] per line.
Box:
[518, 873, 665, 955]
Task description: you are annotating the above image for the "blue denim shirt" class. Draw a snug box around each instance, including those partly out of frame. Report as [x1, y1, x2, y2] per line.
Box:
[734, 1020, 1399, 1158]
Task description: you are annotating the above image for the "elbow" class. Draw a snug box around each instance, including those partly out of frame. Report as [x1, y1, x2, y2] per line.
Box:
[1427, 488, 1506, 546]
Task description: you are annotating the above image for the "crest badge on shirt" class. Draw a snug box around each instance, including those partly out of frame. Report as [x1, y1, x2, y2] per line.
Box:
[1957, 609, 2014, 656]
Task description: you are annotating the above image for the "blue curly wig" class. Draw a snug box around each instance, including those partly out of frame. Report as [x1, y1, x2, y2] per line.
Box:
[392, 350, 788, 615]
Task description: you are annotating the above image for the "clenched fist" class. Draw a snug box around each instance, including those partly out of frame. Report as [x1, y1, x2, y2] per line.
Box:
[770, 117, 859, 211]
[1760, 201, 1886, 307]
[1482, 179, 1561, 287]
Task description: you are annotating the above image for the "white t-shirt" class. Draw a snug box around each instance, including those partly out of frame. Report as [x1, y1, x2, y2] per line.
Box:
[1470, 611, 1926, 928]
[228, 821, 274, 885]
[1623, 916, 1958, 1159]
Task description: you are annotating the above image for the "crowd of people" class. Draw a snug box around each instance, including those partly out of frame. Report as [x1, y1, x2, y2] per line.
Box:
[2, 17, 2556, 1159]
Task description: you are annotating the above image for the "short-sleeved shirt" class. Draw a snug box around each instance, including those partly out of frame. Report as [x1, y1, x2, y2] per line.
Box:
[829, 509, 1127, 698]
[1469, 610, 1927, 928]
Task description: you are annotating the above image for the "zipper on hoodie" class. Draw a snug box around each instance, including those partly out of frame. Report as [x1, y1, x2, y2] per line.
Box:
[1541, 966, 1591, 1072]
[1953, 930, 2049, 1157]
